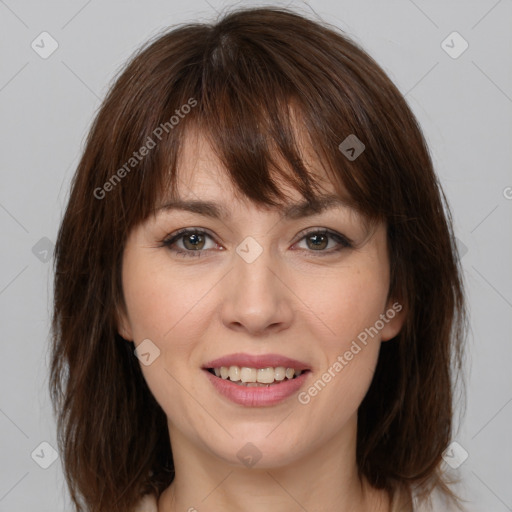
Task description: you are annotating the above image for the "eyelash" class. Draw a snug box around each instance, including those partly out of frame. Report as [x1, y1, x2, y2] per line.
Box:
[161, 228, 353, 258]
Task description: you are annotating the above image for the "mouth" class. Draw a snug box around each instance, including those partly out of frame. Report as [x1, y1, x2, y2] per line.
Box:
[206, 366, 310, 387]
[201, 353, 312, 406]
[203, 365, 312, 407]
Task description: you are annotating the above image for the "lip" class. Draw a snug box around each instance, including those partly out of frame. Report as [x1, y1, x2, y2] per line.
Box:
[203, 368, 311, 407]
[202, 353, 311, 371]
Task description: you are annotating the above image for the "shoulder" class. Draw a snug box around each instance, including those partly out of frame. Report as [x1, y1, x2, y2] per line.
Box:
[133, 493, 158, 512]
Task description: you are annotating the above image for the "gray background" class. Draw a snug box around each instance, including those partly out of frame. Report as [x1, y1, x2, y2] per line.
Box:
[0, 0, 511, 510]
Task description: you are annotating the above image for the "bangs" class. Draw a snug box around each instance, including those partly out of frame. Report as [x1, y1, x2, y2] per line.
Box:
[156, 98, 351, 214]
[124, 19, 385, 229]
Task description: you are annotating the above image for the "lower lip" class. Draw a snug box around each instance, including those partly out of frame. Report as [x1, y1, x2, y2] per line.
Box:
[203, 369, 310, 407]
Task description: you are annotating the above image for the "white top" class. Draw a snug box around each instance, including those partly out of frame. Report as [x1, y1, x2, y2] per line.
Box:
[134, 493, 158, 512]
[133, 486, 461, 512]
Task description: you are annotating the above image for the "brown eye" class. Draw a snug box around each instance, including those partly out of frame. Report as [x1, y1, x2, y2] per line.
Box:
[305, 232, 329, 250]
[162, 229, 217, 258]
[181, 232, 206, 250]
[294, 229, 352, 255]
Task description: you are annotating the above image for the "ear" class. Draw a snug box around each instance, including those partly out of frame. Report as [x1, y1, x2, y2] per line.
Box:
[380, 299, 407, 342]
[115, 306, 133, 341]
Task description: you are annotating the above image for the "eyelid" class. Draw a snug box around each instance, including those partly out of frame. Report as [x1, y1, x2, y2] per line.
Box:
[162, 227, 219, 250]
[163, 226, 215, 241]
[293, 226, 353, 248]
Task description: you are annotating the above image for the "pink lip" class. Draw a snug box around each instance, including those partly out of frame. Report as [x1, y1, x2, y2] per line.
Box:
[203, 368, 311, 407]
[202, 353, 311, 371]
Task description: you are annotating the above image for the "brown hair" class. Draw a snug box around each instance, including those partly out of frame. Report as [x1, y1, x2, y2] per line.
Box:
[50, 5, 466, 511]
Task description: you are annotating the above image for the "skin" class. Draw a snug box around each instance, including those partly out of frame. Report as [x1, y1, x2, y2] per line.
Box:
[118, 128, 406, 512]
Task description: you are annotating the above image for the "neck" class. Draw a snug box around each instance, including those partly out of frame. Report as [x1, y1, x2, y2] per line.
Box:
[157, 416, 390, 512]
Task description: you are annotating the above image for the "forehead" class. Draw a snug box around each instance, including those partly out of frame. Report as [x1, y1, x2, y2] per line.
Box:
[171, 125, 342, 200]
[153, 128, 363, 224]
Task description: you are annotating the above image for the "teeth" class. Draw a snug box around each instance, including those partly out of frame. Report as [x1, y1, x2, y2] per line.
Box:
[274, 367, 286, 381]
[240, 367, 257, 383]
[211, 366, 304, 384]
[257, 367, 275, 384]
[228, 366, 240, 382]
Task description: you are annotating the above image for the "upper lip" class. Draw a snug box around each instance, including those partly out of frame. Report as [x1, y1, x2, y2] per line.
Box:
[202, 353, 311, 371]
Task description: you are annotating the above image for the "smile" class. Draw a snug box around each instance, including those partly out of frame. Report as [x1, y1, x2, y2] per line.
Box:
[204, 367, 311, 406]
[209, 366, 303, 386]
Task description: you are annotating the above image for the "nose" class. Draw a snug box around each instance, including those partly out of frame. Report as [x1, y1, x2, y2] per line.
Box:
[220, 241, 294, 336]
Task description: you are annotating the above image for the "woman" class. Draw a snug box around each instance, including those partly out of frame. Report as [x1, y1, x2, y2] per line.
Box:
[50, 6, 466, 512]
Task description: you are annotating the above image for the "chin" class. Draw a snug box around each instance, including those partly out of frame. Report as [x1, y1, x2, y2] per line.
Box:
[204, 428, 308, 469]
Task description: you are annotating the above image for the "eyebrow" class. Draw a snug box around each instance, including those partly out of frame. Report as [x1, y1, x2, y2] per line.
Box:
[155, 194, 353, 220]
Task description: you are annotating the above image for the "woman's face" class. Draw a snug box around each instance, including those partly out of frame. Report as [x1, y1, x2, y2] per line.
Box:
[118, 129, 405, 469]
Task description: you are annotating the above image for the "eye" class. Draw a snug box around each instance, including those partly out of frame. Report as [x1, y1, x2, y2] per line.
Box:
[292, 228, 352, 256]
[162, 228, 218, 258]
[161, 227, 352, 258]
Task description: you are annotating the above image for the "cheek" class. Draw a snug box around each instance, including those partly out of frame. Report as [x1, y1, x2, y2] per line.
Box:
[307, 266, 389, 350]
[121, 258, 209, 425]
[121, 256, 217, 407]
[122, 256, 215, 343]
[296, 265, 388, 405]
